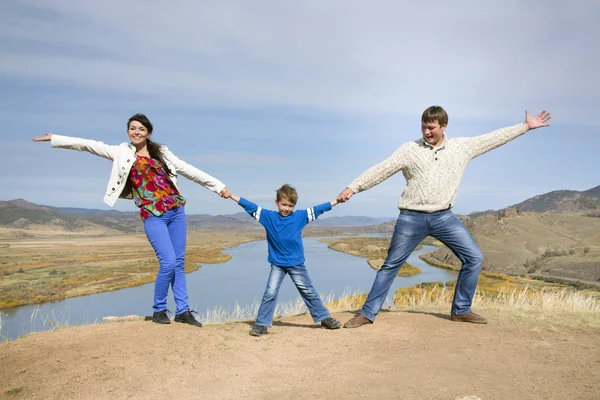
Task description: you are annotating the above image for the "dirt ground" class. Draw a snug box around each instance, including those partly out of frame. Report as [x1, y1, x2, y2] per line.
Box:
[1, 310, 599, 400]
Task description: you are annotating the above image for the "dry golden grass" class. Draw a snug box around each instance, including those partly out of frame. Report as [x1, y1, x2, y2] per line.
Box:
[318, 283, 600, 329]
[0, 228, 264, 308]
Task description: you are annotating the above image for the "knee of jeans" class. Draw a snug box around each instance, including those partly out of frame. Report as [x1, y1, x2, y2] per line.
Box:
[263, 286, 278, 299]
[467, 251, 484, 268]
[158, 256, 177, 270]
[304, 288, 320, 299]
[380, 260, 403, 271]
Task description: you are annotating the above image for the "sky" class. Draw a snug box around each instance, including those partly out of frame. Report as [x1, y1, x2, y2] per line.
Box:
[1, 1, 598, 218]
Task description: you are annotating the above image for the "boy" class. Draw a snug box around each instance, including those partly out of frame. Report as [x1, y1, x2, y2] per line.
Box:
[227, 184, 342, 336]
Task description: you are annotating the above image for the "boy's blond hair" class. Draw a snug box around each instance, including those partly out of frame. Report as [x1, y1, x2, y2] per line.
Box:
[276, 184, 298, 205]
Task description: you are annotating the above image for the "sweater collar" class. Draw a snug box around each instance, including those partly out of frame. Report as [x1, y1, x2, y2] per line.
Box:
[419, 133, 447, 150]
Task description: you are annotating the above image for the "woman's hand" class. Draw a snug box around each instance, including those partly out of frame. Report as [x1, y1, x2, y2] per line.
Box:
[32, 133, 53, 142]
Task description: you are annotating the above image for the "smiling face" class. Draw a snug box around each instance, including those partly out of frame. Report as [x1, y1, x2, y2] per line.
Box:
[275, 198, 295, 217]
[421, 119, 446, 147]
[128, 120, 151, 147]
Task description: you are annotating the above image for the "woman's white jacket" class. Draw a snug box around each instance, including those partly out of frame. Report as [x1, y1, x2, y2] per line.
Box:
[51, 134, 226, 207]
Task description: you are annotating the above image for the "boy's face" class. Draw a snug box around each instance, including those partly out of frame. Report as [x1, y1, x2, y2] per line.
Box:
[421, 119, 446, 147]
[275, 198, 295, 217]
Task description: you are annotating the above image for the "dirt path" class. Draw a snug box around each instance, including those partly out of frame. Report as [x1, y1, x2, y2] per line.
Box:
[1, 310, 599, 399]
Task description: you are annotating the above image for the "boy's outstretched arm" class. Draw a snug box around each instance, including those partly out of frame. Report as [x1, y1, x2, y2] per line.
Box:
[228, 193, 241, 203]
[306, 199, 338, 223]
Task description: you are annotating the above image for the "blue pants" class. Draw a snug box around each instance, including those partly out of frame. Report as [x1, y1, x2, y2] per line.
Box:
[144, 206, 189, 315]
[256, 264, 330, 327]
[360, 209, 484, 321]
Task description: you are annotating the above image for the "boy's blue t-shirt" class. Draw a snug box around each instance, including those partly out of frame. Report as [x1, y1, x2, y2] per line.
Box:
[238, 197, 332, 266]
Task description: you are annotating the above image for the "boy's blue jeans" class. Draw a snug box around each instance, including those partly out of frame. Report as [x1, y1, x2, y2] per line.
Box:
[360, 209, 483, 321]
[144, 206, 189, 315]
[256, 263, 330, 327]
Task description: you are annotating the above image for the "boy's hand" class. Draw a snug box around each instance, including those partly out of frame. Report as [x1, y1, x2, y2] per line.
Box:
[330, 199, 339, 207]
[336, 188, 354, 203]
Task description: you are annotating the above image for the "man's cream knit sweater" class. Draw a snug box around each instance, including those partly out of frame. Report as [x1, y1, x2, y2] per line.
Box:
[347, 123, 528, 213]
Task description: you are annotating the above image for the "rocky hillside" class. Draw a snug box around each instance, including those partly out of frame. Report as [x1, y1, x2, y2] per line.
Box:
[470, 185, 600, 216]
[431, 208, 600, 281]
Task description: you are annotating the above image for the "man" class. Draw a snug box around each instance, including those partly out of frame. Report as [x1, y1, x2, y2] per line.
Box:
[338, 106, 551, 327]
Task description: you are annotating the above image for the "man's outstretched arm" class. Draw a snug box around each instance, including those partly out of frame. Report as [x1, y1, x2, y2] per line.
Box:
[467, 110, 551, 159]
[336, 145, 408, 203]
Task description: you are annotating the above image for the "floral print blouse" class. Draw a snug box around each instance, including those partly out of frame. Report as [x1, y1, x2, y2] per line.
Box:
[128, 155, 186, 220]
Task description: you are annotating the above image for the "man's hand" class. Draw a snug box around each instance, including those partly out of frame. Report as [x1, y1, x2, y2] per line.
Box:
[336, 188, 354, 203]
[525, 110, 551, 131]
[219, 187, 231, 198]
[32, 132, 53, 142]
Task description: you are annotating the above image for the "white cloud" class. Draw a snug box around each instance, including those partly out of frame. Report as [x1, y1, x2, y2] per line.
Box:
[1, 1, 598, 123]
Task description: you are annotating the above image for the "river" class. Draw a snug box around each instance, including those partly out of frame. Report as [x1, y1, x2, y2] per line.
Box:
[0, 238, 457, 340]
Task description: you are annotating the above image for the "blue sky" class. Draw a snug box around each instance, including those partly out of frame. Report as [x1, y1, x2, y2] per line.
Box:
[1, 1, 598, 218]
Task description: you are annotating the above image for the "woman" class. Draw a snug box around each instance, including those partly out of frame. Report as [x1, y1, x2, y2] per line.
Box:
[32, 113, 231, 327]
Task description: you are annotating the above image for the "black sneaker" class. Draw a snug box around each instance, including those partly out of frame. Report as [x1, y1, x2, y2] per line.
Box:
[152, 310, 171, 324]
[249, 325, 268, 336]
[174, 310, 203, 327]
[320, 317, 342, 329]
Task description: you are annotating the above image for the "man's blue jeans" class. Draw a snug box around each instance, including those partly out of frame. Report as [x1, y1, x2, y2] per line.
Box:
[360, 209, 483, 321]
[256, 264, 330, 327]
[144, 206, 189, 315]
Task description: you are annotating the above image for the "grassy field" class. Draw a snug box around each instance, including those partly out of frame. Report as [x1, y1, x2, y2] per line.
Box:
[0, 227, 264, 308]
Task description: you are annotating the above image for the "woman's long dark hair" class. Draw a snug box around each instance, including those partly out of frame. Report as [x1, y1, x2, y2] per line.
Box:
[128, 113, 175, 176]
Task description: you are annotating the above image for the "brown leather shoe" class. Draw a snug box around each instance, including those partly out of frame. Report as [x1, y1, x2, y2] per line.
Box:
[450, 312, 488, 324]
[343, 313, 373, 328]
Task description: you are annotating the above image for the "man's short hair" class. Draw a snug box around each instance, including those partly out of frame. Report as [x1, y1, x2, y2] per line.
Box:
[421, 106, 448, 127]
[276, 184, 298, 205]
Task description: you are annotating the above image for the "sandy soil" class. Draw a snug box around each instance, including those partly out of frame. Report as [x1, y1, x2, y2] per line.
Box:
[1, 310, 599, 400]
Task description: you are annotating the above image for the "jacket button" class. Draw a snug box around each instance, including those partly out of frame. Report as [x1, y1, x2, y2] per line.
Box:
[122, 167, 126, 170]
[117, 181, 120, 185]
[127, 159, 130, 162]
[112, 188, 115, 191]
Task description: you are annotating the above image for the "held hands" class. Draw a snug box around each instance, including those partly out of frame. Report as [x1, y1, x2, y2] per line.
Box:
[32, 132, 53, 142]
[525, 110, 551, 131]
[219, 187, 231, 199]
[219, 188, 240, 203]
[336, 188, 354, 203]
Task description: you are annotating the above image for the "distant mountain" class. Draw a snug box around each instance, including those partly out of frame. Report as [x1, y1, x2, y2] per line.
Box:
[0, 200, 393, 231]
[469, 185, 600, 217]
[312, 216, 393, 227]
[0, 199, 134, 232]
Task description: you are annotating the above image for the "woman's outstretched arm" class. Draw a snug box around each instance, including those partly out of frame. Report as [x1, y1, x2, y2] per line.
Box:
[32, 132, 120, 161]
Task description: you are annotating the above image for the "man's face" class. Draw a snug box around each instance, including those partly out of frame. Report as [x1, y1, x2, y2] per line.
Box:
[421, 120, 446, 147]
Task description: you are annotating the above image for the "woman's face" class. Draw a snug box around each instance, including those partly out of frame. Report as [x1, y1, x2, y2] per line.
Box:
[128, 120, 151, 147]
